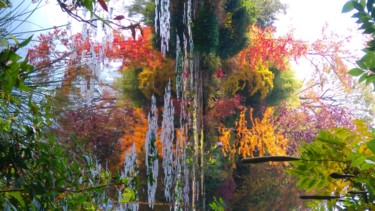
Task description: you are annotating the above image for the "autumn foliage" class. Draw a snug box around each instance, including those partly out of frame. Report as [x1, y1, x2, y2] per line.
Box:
[222, 25, 307, 100]
[238, 25, 307, 71]
[218, 107, 287, 164]
[27, 27, 165, 84]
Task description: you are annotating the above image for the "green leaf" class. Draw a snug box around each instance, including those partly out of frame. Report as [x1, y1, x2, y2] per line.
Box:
[365, 75, 375, 85]
[359, 72, 368, 83]
[360, 0, 366, 8]
[362, 52, 375, 68]
[18, 36, 33, 48]
[348, 68, 365, 76]
[364, 25, 375, 34]
[84, 0, 93, 13]
[3, 119, 11, 131]
[368, 139, 375, 155]
[353, 1, 365, 11]
[299, 177, 311, 189]
[120, 188, 135, 203]
[6, 192, 25, 208]
[286, 168, 302, 177]
[307, 179, 318, 191]
[18, 81, 31, 92]
[350, 155, 366, 167]
[342, 1, 355, 13]
[360, 162, 374, 170]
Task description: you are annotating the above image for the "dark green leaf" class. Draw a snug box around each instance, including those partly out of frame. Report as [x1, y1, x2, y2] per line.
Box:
[352, 12, 360, 18]
[367, 0, 374, 12]
[241, 156, 300, 164]
[357, 58, 368, 69]
[353, 1, 365, 11]
[358, 11, 372, 22]
[363, 25, 375, 34]
[84, 0, 93, 13]
[18, 36, 33, 48]
[300, 195, 341, 200]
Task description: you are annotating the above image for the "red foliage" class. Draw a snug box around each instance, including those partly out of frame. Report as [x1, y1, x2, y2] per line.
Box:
[27, 26, 163, 71]
[108, 27, 164, 70]
[27, 28, 70, 70]
[208, 95, 244, 122]
[237, 25, 307, 71]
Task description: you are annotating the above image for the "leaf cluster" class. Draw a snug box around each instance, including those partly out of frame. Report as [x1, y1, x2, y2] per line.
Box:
[218, 107, 287, 165]
[287, 120, 375, 209]
[344, 0, 375, 88]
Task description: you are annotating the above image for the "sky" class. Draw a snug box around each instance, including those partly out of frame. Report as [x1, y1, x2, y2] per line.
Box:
[275, 0, 366, 79]
[276, 0, 357, 39]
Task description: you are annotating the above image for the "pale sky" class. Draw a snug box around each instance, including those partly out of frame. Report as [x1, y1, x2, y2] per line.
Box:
[275, 0, 366, 80]
[276, 0, 359, 39]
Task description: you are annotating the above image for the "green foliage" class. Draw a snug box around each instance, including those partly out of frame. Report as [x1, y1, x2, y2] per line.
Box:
[0, 35, 52, 140]
[0, 137, 112, 210]
[119, 68, 149, 107]
[343, 0, 375, 89]
[287, 120, 375, 210]
[245, 0, 287, 28]
[193, 8, 219, 54]
[0, 34, 125, 210]
[218, 0, 251, 59]
[265, 68, 302, 106]
[209, 197, 225, 211]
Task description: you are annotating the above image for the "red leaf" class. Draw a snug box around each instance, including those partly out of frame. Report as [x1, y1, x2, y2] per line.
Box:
[113, 15, 125, 20]
[98, 0, 108, 12]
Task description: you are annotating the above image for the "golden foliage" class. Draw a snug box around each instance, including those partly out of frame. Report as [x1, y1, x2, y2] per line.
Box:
[135, 59, 175, 100]
[223, 62, 274, 99]
[218, 107, 287, 163]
